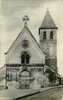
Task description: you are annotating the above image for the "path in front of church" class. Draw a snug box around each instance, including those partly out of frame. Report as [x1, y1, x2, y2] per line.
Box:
[19, 86, 63, 100]
[0, 85, 63, 100]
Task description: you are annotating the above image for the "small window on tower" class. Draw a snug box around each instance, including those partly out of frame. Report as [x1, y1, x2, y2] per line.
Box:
[50, 31, 53, 39]
[43, 31, 46, 40]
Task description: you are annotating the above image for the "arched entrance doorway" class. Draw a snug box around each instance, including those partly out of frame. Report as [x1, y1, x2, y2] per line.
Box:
[19, 69, 33, 89]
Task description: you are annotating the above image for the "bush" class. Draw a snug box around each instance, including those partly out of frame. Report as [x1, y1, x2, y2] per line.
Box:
[45, 69, 57, 83]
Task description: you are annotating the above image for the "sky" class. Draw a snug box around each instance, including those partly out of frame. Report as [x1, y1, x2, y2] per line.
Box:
[0, 0, 63, 76]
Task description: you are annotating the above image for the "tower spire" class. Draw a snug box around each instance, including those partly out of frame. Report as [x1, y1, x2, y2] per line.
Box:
[23, 15, 29, 26]
[40, 10, 57, 29]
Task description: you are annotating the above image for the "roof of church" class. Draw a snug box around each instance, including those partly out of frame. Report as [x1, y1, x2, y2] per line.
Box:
[5, 25, 43, 55]
[40, 10, 57, 29]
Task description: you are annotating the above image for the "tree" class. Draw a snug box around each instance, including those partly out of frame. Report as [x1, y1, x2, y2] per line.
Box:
[45, 69, 57, 83]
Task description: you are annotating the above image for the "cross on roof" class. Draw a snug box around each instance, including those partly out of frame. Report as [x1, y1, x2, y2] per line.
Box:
[23, 15, 29, 26]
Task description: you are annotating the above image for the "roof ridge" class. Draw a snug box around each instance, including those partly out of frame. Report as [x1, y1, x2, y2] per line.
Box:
[5, 25, 44, 55]
[5, 26, 26, 54]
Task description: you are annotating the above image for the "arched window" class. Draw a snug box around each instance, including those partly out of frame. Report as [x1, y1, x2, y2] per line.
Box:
[21, 52, 30, 64]
[26, 54, 30, 64]
[50, 31, 53, 39]
[43, 31, 46, 40]
[21, 54, 26, 64]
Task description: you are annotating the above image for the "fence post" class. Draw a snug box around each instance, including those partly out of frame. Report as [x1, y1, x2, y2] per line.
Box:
[5, 64, 8, 89]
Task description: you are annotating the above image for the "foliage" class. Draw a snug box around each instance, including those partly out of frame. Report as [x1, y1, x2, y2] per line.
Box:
[45, 69, 57, 82]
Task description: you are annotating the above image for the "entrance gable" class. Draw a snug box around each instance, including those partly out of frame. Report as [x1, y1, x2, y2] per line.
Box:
[6, 26, 45, 64]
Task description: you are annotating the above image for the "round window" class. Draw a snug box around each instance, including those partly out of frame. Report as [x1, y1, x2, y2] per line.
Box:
[22, 40, 29, 48]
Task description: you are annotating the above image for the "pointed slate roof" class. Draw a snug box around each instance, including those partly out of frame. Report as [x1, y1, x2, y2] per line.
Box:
[40, 10, 57, 29]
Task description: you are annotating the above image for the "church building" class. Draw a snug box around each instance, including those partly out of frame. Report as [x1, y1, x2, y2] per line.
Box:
[5, 10, 58, 89]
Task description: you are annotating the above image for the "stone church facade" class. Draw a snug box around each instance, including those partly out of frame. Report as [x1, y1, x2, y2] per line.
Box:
[5, 10, 58, 89]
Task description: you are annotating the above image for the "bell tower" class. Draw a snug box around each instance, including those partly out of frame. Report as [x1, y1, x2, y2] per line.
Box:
[39, 10, 58, 71]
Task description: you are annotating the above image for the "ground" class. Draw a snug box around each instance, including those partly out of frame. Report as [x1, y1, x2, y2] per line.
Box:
[0, 85, 63, 100]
